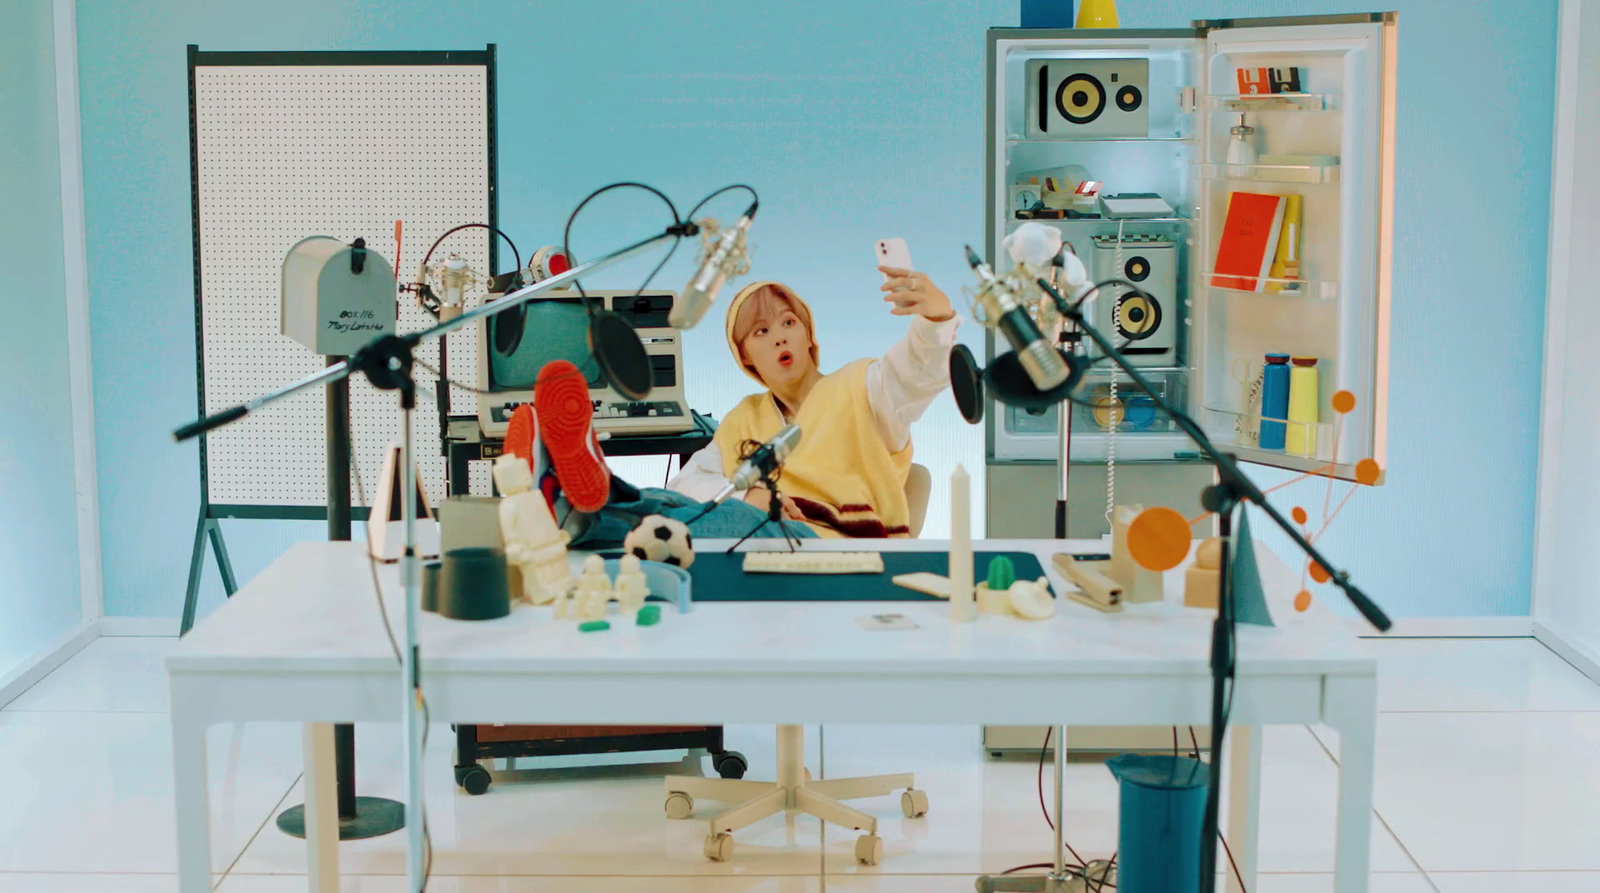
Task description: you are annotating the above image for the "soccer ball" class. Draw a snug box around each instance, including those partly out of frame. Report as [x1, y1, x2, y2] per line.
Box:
[623, 515, 695, 569]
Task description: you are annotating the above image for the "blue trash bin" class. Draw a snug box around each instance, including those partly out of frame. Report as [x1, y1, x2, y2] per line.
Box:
[1106, 753, 1211, 893]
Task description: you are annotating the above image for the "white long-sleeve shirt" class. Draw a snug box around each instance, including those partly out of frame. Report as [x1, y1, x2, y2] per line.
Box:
[668, 314, 962, 502]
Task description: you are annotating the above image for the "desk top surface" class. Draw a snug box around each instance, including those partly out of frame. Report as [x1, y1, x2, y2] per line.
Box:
[168, 539, 1375, 678]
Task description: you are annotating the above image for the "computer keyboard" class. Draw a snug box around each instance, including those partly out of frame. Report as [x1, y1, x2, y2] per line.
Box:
[742, 551, 885, 575]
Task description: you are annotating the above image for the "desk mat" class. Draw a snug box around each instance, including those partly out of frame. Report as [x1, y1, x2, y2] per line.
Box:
[679, 550, 1047, 602]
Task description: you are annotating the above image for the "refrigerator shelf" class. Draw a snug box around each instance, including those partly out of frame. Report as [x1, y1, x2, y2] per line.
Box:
[1208, 93, 1338, 112]
[1202, 274, 1338, 300]
[1199, 162, 1341, 184]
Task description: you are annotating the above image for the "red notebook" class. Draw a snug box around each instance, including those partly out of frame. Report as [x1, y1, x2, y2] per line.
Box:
[1211, 192, 1286, 292]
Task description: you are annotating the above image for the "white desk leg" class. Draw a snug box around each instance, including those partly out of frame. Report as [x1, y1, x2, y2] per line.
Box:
[303, 722, 341, 893]
[1325, 674, 1379, 893]
[171, 710, 212, 893]
[1224, 724, 1262, 893]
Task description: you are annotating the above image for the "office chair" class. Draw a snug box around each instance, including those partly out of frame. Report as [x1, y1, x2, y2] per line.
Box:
[661, 464, 934, 866]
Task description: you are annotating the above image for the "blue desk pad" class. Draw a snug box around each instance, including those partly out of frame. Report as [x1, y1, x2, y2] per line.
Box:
[678, 550, 1049, 602]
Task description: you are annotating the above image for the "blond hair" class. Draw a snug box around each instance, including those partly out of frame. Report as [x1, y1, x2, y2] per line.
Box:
[730, 282, 812, 346]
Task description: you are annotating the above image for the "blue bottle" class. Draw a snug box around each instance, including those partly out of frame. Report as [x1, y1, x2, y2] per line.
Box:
[1259, 353, 1291, 450]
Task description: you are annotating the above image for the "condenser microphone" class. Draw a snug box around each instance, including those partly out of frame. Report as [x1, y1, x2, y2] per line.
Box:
[709, 423, 802, 503]
[670, 200, 757, 329]
[965, 245, 1071, 394]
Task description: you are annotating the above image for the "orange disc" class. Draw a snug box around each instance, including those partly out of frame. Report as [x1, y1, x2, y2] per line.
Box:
[1355, 459, 1382, 486]
[1308, 560, 1332, 584]
[1292, 506, 1308, 525]
[1126, 507, 1193, 572]
[1294, 590, 1313, 612]
[1331, 390, 1357, 414]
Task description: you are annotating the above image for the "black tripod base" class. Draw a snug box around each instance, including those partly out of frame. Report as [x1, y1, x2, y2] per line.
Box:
[275, 796, 405, 840]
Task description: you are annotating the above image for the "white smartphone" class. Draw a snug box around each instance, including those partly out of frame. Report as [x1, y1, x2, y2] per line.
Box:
[875, 237, 914, 283]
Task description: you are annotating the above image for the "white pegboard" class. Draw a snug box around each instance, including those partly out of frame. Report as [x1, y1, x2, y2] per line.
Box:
[193, 62, 491, 507]
[467, 458, 494, 497]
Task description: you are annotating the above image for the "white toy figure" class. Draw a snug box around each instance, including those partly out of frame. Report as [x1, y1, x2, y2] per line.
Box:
[614, 554, 651, 615]
[1008, 577, 1057, 620]
[575, 554, 614, 621]
[493, 454, 574, 605]
[624, 515, 696, 568]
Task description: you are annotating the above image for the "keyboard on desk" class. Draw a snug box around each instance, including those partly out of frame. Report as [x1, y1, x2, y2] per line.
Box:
[589, 399, 695, 436]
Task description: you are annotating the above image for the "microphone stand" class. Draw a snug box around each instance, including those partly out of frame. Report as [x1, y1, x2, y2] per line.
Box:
[1031, 276, 1392, 893]
[174, 224, 687, 893]
[725, 465, 803, 554]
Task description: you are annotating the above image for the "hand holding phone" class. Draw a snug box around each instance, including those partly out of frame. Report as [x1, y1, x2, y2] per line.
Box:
[875, 237, 913, 283]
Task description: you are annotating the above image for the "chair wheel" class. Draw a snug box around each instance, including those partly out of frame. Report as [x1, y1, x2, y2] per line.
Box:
[714, 750, 748, 779]
[455, 764, 491, 796]
[705, 832, 733, 862]
[855, 833, 883, 866]
[901, 788, 929, 818]
[665, 791, 694, 820]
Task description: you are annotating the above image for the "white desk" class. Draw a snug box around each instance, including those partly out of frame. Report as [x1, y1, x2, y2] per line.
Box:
[167, 538, 1378, 893]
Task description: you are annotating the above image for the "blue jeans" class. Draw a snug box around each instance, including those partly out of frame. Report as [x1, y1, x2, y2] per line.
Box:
[566, 485, 817, 549]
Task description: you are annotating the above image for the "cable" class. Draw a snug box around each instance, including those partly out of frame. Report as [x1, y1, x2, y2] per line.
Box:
[561, 181, 683, 317]
[685, 183, 759, 222]
[420, 222, 521, 275]
[348, 443, 403, 665]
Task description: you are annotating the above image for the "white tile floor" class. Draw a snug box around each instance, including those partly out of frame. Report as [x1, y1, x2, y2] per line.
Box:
[1, 635, 1596, 892]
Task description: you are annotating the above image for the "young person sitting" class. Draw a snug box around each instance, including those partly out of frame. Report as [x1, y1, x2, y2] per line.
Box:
[510, 263, 960, 544]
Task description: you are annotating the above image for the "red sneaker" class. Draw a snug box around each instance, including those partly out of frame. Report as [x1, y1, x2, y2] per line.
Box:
[534, 360, 610, 513]
[502, 404, 538, 471]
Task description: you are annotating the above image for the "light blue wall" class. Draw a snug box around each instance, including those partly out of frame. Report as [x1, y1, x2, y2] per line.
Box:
[77, 0, 1554, 620]
[1, 0, 84, 676]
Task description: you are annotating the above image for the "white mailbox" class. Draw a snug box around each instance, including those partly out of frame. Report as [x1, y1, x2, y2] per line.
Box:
[280, 236, 396, 356]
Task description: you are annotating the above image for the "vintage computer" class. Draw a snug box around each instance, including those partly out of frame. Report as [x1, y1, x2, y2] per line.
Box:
[476, 290, 695, 438]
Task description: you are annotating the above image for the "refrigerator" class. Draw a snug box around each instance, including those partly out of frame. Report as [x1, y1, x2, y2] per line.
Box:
[981, 13, 1397, 753]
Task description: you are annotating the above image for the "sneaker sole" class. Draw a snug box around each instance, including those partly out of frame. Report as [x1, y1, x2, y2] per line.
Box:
[535, 360, 610, 512]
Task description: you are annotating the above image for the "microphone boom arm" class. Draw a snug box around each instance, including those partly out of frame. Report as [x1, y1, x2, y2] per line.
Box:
[1036, 275, 1390, 632]
[174, 226, 682, 441]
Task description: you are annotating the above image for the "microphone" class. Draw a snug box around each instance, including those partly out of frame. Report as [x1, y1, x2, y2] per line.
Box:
[964, 245, 1071, 393]
[670, 201, 757, 329]
[709, 423, 802, 504]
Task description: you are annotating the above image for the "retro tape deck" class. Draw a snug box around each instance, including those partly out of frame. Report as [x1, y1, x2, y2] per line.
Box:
[477, 290, 694, 438]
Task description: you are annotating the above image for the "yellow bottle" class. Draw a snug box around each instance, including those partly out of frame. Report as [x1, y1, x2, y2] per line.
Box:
[1076, 0, 1120, 28]
[1285, 357, 1319, 457]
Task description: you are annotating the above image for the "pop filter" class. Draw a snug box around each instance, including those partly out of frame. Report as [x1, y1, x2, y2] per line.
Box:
[950, 344, 985, 425]
[590, 311, 652, 400]
[985, 347, 1087, 412]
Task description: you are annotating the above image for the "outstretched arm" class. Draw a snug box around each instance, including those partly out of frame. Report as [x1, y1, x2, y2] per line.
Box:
[868, 266, 962, 451]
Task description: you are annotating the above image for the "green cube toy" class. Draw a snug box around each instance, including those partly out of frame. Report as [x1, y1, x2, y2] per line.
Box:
[636, 605, 662, 627]
[578, 621, 610, 633]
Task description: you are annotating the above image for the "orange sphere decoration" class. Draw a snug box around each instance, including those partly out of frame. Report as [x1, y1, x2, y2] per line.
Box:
[1294, 590, 1313, 612]
[1308, 560, 1332, 584]
[1355, 459, 1382, 486]
[1126, 506, 1194, 572]
[1292, 506, 1308, 525]
[1331, 390, 1357, 415]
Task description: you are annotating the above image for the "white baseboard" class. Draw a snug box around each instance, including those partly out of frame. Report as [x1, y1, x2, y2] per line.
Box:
[97, 616, 181, 637]
[1534, 621, 1600, 685]
[0, 620, 99, 709]
[1351, 616, 1535, 638]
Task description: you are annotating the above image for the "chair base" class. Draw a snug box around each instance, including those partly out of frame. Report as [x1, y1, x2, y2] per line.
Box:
[663, 724, 928, 866]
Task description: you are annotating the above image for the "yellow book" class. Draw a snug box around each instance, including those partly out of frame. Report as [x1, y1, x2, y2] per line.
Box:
[1266, 194, 1302, 293]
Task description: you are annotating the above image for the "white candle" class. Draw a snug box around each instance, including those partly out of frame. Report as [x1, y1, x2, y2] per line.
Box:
[950, 464, 975, 622]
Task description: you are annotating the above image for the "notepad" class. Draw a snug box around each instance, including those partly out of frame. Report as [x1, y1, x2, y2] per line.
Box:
[1211, 192, 1286, 292]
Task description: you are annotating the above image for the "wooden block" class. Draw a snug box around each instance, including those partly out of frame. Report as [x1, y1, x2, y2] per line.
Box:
[439, 496, 504, 553]
[1185, 564, 1221, 610]
[893, 572, 952, 599]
